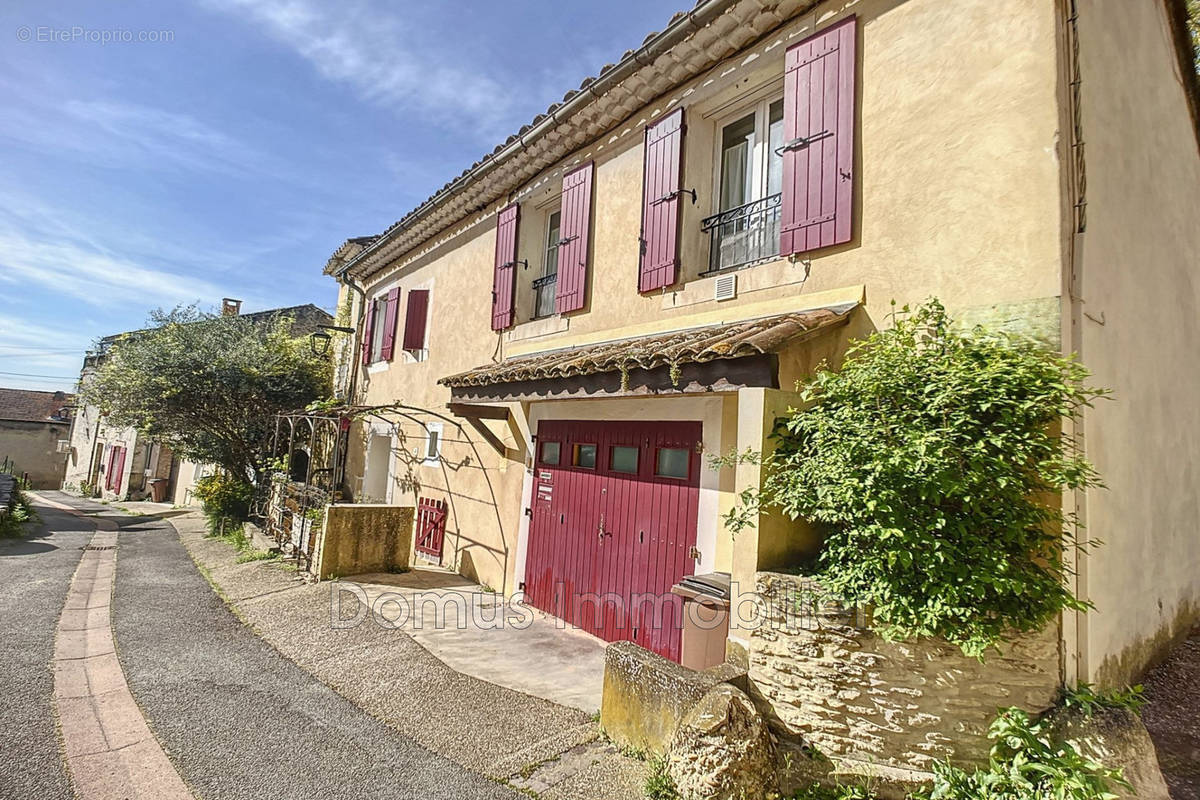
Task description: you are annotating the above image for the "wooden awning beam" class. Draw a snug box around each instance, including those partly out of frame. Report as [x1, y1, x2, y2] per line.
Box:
[445, 403, 510, 457]
[447, 402, 510, 420]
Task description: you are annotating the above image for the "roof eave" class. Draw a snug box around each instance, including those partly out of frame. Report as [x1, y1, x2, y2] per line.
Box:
[339, 0, 754, 281]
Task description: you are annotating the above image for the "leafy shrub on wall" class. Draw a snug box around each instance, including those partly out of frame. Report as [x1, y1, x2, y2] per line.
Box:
[725, 300, 1105, 657]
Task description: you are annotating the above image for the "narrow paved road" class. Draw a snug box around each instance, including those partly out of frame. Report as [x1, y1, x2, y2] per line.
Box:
[6, 493, 520, 800]
[0, 500, 89, 800]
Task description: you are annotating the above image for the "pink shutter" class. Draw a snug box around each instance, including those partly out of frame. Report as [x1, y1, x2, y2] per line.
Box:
[491, 203, 519, 330]
[360, 298, 374, 364]
[113, 447, 127, 494]
[104, 447, 116, 490]
[380, 288, 400, 361]
[638, 109, 685, 293]
[555, 162, 594, 314]
[780, 15, 856, 256]
[361, 298, 377, 365]
[403, 289, 430, 351]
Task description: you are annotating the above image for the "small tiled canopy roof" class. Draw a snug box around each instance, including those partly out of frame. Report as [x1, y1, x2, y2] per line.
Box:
[440, 303, 856, 389]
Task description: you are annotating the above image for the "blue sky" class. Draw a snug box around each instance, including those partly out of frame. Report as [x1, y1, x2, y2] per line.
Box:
[0, 0, 684, 393]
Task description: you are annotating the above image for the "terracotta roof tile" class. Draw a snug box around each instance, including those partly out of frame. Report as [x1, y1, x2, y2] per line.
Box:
[0, 388, 73, 424]
[439, 302, 856, 388]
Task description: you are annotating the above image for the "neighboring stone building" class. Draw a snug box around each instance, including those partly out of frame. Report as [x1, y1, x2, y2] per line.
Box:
[0, 388, 73, 489]
[62, 301, 333, 503]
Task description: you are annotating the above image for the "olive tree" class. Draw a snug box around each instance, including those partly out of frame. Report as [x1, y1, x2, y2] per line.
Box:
[81, 306, 329, 483]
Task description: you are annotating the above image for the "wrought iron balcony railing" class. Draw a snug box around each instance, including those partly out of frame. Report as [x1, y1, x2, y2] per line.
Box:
[700, 192, 782, 275]
[532, 273, 558, 320]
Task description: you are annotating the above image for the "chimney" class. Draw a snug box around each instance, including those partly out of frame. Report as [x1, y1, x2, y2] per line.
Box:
[222, 298, 243, 316]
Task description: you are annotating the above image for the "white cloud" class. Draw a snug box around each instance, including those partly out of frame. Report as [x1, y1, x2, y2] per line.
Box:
[59, 100, 266, 175]
[202, 0, 519, 140]
[0, 228, 230, 310]
[0, 73, 278, 178]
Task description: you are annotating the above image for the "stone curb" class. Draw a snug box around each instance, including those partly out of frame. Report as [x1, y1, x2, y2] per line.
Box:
[38, 494, 194, 800]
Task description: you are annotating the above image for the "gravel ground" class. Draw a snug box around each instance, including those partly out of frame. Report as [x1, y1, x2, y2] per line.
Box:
[175, 512, 649, 798]
[0, 497, 93, 800]
[1142, 626, 1200, 800]
[108, 505, 523, 800]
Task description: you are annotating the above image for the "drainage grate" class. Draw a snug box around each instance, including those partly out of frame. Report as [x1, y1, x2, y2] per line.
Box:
[81, 545, 117, 551]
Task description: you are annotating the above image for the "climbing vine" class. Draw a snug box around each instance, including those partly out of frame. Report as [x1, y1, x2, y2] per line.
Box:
[722, 300, 1106, 656]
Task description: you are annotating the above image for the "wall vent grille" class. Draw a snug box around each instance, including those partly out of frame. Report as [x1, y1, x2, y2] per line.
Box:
[714, 273, 737, 301]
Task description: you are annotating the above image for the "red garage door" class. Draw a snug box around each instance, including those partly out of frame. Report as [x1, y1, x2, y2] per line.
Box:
[524, 419, 701, 662]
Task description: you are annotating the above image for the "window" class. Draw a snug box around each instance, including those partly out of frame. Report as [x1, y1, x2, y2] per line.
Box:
[424, 422, 443, 464]
[655, 447, 690, 479]
[533, 209, 561, 320]
[402, 289, 430, 354]
[572, 443, 597, 469]
[539, 441, 561, 465]
[610, 445, 639, 474]
[369, 295, 389, 362]
[703, 97, 785, 274]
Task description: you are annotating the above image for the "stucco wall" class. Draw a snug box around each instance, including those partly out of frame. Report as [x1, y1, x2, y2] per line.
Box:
[342, 0, 1066, 598]
[749, 572, 1061, 775]
[1065, 0, 1200, 686]
[0, 420, 69, 488]
[316, 504, 414, 580]
[61, 402, 140, 501]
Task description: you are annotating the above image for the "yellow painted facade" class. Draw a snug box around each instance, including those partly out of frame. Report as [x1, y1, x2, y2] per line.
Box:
[1060, 0, 1200, 687]
[325, 0, 1200, 683]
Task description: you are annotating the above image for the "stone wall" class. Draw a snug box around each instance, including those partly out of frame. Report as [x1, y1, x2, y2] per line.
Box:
[315, 504, 414, 581]
[0, 420, 69, 489]
[600, 640, 747, 756]
[749, 572, 1062, 775]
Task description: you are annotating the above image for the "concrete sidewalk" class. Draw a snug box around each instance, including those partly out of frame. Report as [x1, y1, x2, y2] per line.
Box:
[174, 511, 646, 799]
[341, 568, 606, 713]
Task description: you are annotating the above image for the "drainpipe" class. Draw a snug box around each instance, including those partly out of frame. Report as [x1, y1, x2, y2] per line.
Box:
[335, 270, 368, 404]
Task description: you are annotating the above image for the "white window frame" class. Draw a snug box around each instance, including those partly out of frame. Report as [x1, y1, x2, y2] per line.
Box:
[364, 278, 400, 373]
[368, 293, 389, 364]
[542, 208, 562, 279]
[710, 93, 785, 216]
[422, 422, 444, 466]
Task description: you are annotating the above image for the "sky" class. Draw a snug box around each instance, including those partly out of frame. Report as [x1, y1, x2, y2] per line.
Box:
[0, 0, 685, 393]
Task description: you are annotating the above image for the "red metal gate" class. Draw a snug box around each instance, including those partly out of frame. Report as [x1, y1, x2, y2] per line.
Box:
[524, 419, 701, 662]
[415, 497, 447, 560]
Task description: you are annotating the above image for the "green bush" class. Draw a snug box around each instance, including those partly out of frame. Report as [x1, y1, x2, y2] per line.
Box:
[1062, 682, 1145, 715]
[791, 701, 1130, 800]
[915, 707, 1127, 800]
[726, 300, 1105, 656]
[0, 490, 39, 538]
[644, 757, 679, 800]
[192, 474, 253, 535]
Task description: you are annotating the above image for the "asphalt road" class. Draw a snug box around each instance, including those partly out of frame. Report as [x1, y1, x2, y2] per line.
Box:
[101, 498, 519, 800]
[0, 499, 90, 800]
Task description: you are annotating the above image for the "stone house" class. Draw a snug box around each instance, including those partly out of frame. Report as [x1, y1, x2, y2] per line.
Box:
[63, 302, 333, 504]
[0, 388, 73, 489]
[320, 0, 1200, 716]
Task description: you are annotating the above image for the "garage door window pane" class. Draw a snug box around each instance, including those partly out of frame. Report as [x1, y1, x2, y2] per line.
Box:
[573, 443, 597, 468]
[610, 446, 639, 474]
[540, 441, 561, 465]
[655, 447, 690, 479]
